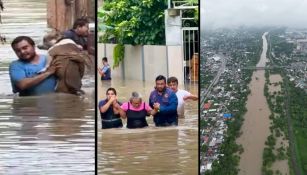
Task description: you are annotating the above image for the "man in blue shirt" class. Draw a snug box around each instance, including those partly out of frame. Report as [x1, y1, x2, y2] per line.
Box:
[98, 57, 111, 80]
[149, 75, 178, 126]
[9, 36, 59, 96]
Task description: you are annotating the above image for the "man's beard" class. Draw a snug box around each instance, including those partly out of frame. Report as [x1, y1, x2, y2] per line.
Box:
[20, 53, 36, 62]
[157, 87, 166, 93]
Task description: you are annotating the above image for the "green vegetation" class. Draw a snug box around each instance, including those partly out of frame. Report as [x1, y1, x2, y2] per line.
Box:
[112, 44, 125, 68]
[98, 0, 167, 45]
[265, 30, 307, 174]
[203, 29, 263, 175]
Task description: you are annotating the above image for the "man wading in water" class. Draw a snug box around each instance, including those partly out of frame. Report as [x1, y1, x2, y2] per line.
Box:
[149, 75, 178, 127]
[9, 36, 61, 96]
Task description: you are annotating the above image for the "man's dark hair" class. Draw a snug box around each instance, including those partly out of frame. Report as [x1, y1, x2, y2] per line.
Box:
[106, 87, 117, 95]
[102, 57, 108, 62]
[167, 76, 178, 85]
[11, 36, 35, 49]
[155, 75, 166, 83]
[73, 18, 89, 29]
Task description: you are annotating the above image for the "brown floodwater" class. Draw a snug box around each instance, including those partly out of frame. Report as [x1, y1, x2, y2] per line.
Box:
[0, 0, 95, 174]
[97, 78, 198, 175]
[268, 74, 289, 175]
[237, 32, 272, 175]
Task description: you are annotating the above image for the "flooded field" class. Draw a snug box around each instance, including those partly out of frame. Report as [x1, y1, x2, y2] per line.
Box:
[97, 78, 198, 174]
[268, 74, 289, 175]
[0, 0, 95, 174]
[237, 32, 271, 175]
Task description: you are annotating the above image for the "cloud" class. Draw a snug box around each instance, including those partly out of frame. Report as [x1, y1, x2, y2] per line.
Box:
[201, 0, 307, 29]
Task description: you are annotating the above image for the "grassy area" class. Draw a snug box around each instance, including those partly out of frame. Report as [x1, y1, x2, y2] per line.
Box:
[294, 125, 307, 173]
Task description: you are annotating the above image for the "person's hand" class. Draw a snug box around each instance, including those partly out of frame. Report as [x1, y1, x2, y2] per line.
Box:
[77, 44, 83, 50]
[46, 60, 62, 75]
[153, 103, 160, 111]
[109, 96, 117, 103]
[113, 102, 121, 109]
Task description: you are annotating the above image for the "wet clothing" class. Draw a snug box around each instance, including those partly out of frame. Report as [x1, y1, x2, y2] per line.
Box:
[176, 89, 191, 118]
[100, 64, 111, 80]
[63, 29, 87, 50]
[149, 88, 178, 127]
[48, 39, 90, 95]
[122, 102, 149, 129]
[99, 99, 123, 129]
[9, 55, 57, 96]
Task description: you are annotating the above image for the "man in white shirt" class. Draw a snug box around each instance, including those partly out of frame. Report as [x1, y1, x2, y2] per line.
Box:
[167, 76, 198, 118]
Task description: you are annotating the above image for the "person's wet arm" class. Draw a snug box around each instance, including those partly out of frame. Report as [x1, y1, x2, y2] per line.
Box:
[10, 62, 58, 91]
[183, 94, 198, 101]
[100, 96, 116, 113]
[116, 103, 127, 118]
[149, 93, 154, 108]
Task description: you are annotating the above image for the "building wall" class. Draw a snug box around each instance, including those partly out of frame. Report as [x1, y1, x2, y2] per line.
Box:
[98, 44, 184, 83]
[165, 9, 182, 46]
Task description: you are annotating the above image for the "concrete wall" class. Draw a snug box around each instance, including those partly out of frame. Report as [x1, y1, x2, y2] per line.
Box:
[143, 45, 168, 81]
[98, 44, 184, 83]
[165, 9, 182, 46]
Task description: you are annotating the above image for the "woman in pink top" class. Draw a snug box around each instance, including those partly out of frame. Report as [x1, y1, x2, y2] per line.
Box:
[120, 92, 158, 128]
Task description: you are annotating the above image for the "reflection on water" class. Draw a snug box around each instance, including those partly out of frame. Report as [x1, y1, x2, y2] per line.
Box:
[0, 94, 95, 174]
[0, 0, 95, 174]
[98, 78, 198, 174]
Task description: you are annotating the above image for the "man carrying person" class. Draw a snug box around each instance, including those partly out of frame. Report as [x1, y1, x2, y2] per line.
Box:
[149, 75, 178, 126]
[167, 76, 198, 118]
[9, 36, 60, 96]
[63, 18, 89, 50]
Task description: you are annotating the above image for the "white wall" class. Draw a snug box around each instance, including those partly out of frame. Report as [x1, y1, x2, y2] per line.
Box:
[97, 44, 184, 82]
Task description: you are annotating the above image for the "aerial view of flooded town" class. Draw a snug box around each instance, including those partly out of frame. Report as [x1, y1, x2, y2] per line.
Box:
[200, 1, 307, 175]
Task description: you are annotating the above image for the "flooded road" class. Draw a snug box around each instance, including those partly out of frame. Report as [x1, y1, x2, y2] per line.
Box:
[237, 32, 271, 175]
[97, 78, 198, 174]
[0, 0, 95, 174]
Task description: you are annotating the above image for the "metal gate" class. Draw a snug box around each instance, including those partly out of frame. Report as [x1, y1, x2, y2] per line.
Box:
[182, 27, 199, 84]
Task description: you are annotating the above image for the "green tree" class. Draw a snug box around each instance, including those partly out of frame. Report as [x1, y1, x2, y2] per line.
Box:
[98, 0, 167, 45]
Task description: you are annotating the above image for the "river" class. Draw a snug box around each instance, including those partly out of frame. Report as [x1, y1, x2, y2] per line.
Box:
[237, 32, 271, 175]
[0, 0, 95, 174]
[97, 78, 198, 175]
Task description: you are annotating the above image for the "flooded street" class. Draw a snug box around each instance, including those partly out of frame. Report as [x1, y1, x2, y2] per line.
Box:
[98, 78, 198, 174]
[237, 32, 271, 175]
[0, 0, 95, 174]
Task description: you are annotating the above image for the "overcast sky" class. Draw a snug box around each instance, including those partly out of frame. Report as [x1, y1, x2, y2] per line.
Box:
[201, 0, 307, 29]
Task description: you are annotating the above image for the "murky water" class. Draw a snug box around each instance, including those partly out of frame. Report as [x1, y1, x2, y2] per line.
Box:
[97, 78, 198, 175]
[237, 32, 271, 175]
[0, 1, 95, 174]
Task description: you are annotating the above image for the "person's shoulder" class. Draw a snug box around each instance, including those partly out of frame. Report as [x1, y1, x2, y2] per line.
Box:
[166, 88, 176, 95]
[39, 54, 47, 59]
[178, 89, 190, 95]
[149, 89, 156, 95]
[10, 59, 20, 66]
[63, 29, 75, 37]
[98, 99, 107, 106]
[9, 59, 23, 69]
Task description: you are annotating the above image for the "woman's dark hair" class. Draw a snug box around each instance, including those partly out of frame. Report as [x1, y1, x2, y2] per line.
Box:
[106, 87, 117, 95]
